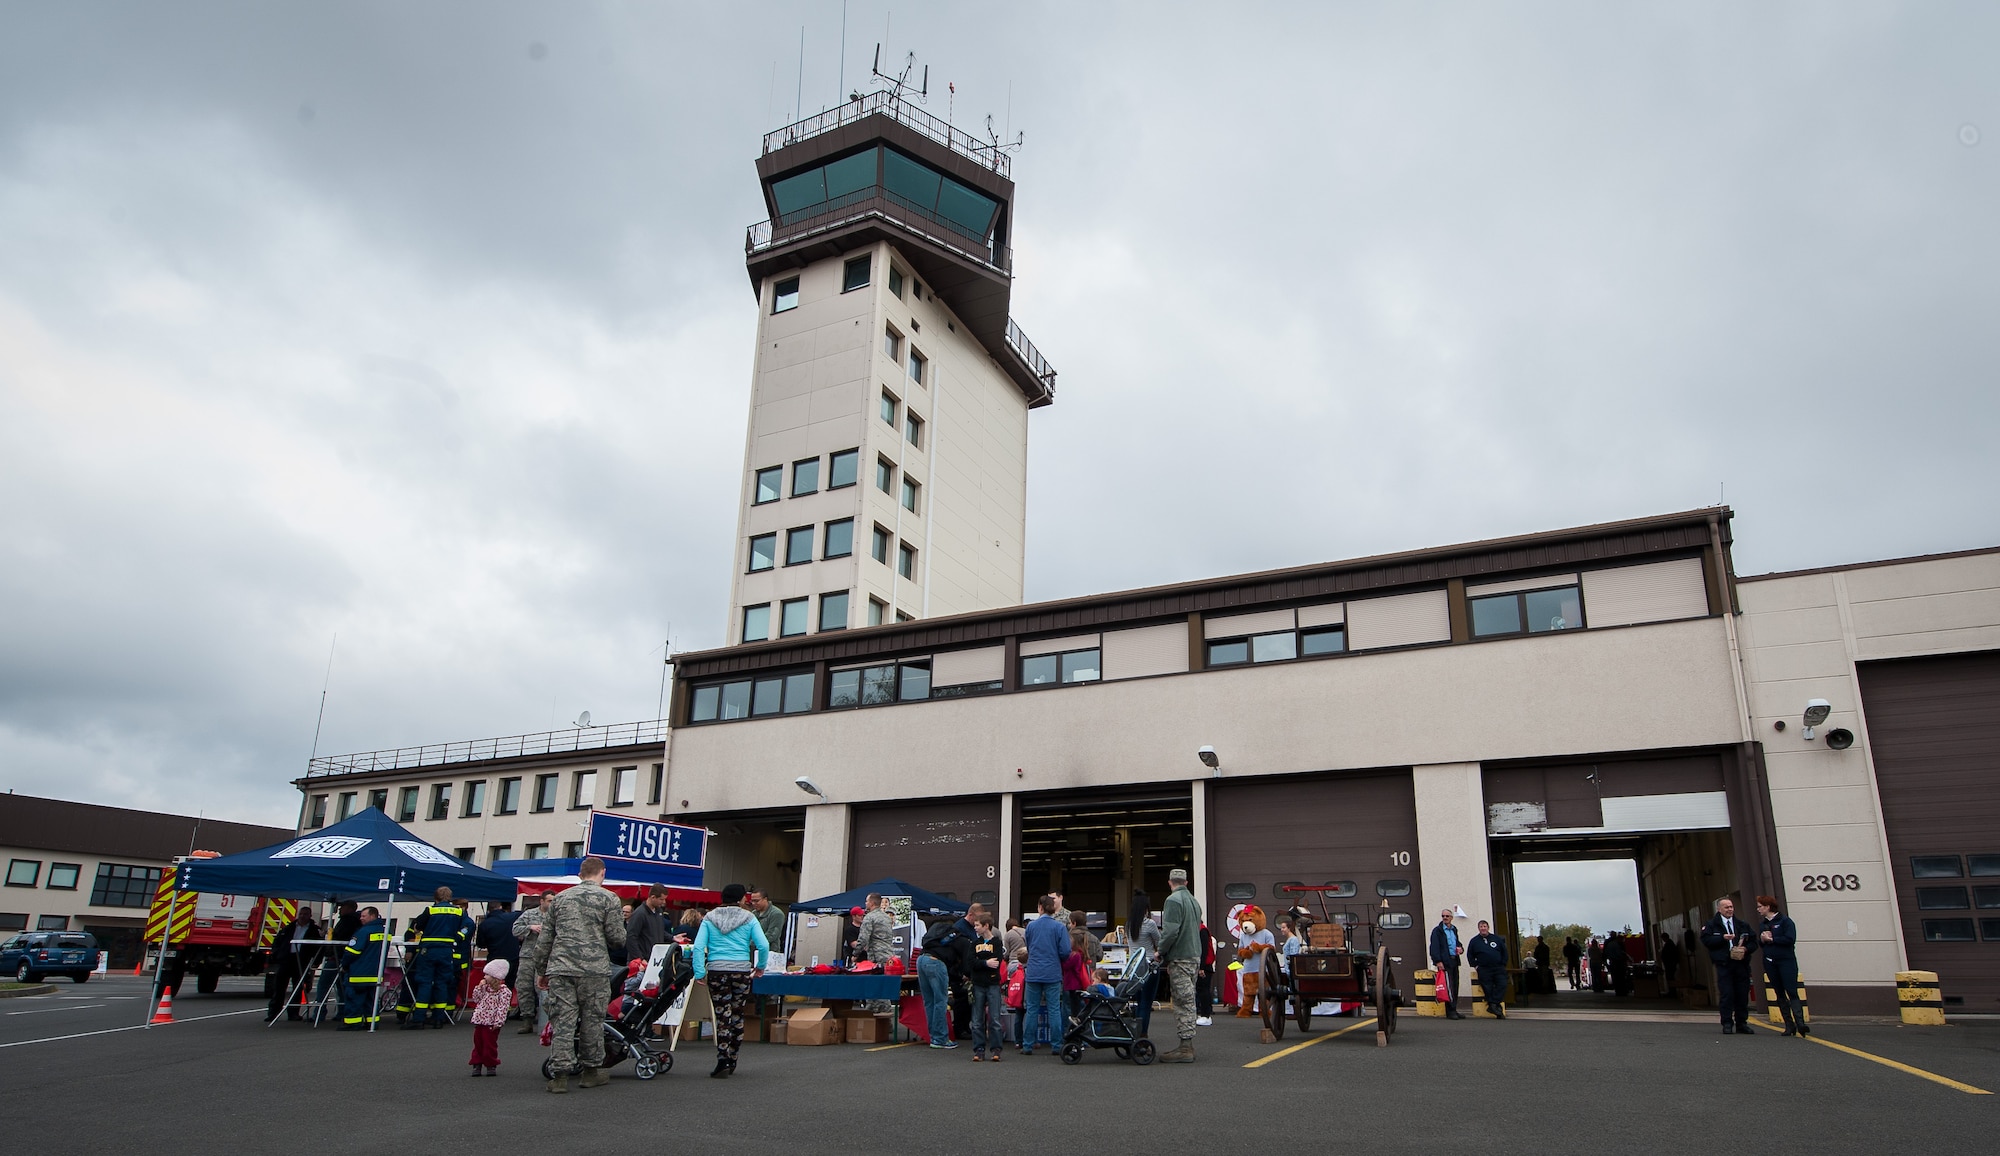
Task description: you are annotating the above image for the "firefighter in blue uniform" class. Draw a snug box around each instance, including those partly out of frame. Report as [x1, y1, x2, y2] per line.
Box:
[339, 907, 386, 1031]
[408, 888, 469, 1028]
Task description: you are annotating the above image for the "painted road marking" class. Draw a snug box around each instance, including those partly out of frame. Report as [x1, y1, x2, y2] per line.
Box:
[1244, 1017, 1378, 1068]
[1745, 1020, 1991, 1095]
[7, 1004, 108, 1016]
[0, 1007, 261, 1049]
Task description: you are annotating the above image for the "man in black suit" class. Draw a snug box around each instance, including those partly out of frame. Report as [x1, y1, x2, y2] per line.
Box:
[1699, 896, 1758, 1035]
[1428, 908, 1465, 1019]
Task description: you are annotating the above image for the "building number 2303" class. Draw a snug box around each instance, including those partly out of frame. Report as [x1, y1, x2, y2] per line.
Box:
[1800, 874, 1861, 891]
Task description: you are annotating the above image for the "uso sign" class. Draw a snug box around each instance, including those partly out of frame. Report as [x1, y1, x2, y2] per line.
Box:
[584, 812, 708, 890]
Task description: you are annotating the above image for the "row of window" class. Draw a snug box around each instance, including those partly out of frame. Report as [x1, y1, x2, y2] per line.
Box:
[304, 765, 663, 829]
[1220, 879, 1413, 902]
[1206, 625, 1347, 668]
[1910, 854, 2000, 943]
[1471, 583, 1585, 638]
[882, 324, 927, 390]
[771, 252, 933, 340]
[754, 449, 859, 505]
[2, 860, 163, 909]
[0, 915, 77, 932]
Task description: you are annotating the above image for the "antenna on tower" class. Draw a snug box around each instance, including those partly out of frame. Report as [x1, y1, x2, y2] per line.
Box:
[985, 113, 1024, 155]
[871, 44, 927, 102]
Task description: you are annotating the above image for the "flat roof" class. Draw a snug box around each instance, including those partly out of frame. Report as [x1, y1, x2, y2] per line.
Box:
[0, 794, 292, 861]
[1738, 543, 2000, 583]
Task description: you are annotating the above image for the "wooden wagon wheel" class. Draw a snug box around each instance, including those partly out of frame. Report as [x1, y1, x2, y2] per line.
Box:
[1257, 947, 1288, 1041]
[1376, 953, 1398, 1038]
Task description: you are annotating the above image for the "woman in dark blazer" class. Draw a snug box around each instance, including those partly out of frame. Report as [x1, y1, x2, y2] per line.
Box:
[1756, 895, 1805, 1036]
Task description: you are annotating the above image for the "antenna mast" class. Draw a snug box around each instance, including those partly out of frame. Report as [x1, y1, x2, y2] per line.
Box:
[871, 44, 928, 102]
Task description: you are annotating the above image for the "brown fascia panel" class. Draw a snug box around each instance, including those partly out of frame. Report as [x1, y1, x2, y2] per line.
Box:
[674, 507, 1738, 678]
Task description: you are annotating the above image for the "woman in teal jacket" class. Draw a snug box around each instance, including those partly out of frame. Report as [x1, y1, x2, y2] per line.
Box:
[692, 883, 770, 1079]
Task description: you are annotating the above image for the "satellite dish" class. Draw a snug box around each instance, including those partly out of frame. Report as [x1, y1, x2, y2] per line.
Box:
[575, 710, 593, 728]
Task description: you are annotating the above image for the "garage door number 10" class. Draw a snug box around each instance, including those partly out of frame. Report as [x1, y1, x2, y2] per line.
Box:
[1390, 851, 1411, 867]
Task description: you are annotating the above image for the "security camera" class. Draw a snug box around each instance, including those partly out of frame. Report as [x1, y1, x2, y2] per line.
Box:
[1197, 746, 1219, 769]
[1803, 699, 1832, 739]
[794, 776, 826, 800]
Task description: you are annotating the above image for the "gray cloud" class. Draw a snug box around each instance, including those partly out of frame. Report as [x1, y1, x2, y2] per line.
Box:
[2, 3, 1995, 826]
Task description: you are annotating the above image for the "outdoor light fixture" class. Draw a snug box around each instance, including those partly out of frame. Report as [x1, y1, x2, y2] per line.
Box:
[1197, 745, 1219, 775]
[794, 776, 828, 802]
[1803, 699, 1832, 740]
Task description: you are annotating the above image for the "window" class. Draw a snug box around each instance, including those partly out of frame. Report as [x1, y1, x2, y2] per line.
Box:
[533, 774, 559, 813]
[689, 670, 816, 722]
[307, 795, 328, 829]
[46, 864, 80, 891]
[1973, 886, 2000, 909]
[428, 784, 452, 821]
[1917, 887, 1971, 910]
[905, 412, 923, 448]
[773, 276, 799, 313]
[842, 255, 871, 292]
[780, 597, 810, 637]
[889, 267, 904, 298]
[6, 860, 40, 887]
[876, 457, 895, 494]
[896, 609, 914, 622]
[0, 914, 24, 932]
[1222, 882, 1257, 902]
[462, 780, 486, 818]
[571, 771, 597, 809]
[1972, 855, 2000, 876]
[397, 787, 419, 823]
[754, 466, 782, 504]
[898, 542, 917, 579]
[827, 660, 931, 709]
[747, 533, 777, 573]
[335, 792, 357, 822]
[786, 526, 814, 566]
[908, 349, 927, 386]
[89, 864, 161, 908]
[649, 763, 664, 806]
[1470, 584, 1584, 638]
[901, 477, 919, 513]
[868, 597, 887, 626]
[489, 846, 512, 865]
[1376, 879, 1413, 897]
[1984, 919, 2000, 941]
[453, 847, 475, 862]
[497, 777, 522, 815]
[366, 788, 388, 812]
[829, 448, 859, 489]
[792, 457, 820, 496]
[1021, 648, 1101, 687]
[824, 518, 855, 558]
[743, 604, 772, 643]
[820, 591, 850, 632]
[880, 390, 898, 427]
[1923, 919, 1977, 942]
[525, 843, 550, 860]
[563, 841, 585, 858]
[611, 767, 637, 807]
[1207, 627, 1329, 667]
[884, 325, 902, 361]
[37, 915, 68, 931]
[1301, 626, 1347, 656]
[1911, 856, 1964, 878]
[871, 525, 891, 564]
[770, 146, 999, 242]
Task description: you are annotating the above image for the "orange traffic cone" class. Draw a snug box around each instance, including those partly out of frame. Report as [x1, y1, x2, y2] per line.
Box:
[150, 990, 176, 1025]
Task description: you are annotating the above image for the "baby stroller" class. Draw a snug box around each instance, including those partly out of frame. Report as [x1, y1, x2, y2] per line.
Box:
[1058, 948, 1157, 1065]
[540, 945, 694, 1081]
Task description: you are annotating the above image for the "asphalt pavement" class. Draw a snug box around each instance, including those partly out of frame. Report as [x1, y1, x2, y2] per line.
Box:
[5, 977, 1993, 1153]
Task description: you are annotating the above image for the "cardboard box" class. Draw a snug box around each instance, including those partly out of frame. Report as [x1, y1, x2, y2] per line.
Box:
[786, 1008, 844, 1046]
[841, 1013, 891, 1043]
[768, 1017, 787, 1044]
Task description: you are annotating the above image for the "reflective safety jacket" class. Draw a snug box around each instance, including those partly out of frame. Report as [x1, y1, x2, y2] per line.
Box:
[344, 925, 389, 982]
[411, 904, 469, 958]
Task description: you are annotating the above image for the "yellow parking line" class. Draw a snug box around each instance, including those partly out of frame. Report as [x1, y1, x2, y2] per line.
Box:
[1244, 1018, 1378, 1068]
[1745, 1020, 1991, 1095]
[866, 1041, 917, 1052]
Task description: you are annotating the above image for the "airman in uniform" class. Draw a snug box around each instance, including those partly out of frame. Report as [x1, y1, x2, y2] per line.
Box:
[526, 858, 625, 1093]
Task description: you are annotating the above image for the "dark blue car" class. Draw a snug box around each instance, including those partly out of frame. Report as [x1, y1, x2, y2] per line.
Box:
[2, 931, 99, 983]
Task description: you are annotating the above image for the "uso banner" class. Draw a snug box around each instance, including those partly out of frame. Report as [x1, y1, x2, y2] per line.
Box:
[585, 812, 707, 889]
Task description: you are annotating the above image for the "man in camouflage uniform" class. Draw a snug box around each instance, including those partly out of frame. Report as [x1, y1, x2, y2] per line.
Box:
[526, 858, 625, 1092]
[512, 892, 553, 1033]
[855, 893, 897, 1012]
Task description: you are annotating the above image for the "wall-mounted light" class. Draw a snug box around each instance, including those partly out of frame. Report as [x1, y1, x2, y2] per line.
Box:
[1803, 699, 1832, 740]
[1197, 746, 1220, 778]
[794, 776, 829, 803]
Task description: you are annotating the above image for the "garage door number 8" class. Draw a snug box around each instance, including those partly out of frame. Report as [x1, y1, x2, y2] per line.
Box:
[1800, 874, 1860, 892]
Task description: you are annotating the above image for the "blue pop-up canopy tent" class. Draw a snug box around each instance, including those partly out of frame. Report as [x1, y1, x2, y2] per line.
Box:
[151, 808, 516, 1032]
[174, 807, 519, 902]
[792, 877, 969, 917]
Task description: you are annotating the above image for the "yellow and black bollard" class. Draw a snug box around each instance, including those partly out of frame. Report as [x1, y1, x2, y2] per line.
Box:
[1416, 969, 1445, 1017]
[1764, 975, 1810, 1025]
[1897, 970, 1945, 1025]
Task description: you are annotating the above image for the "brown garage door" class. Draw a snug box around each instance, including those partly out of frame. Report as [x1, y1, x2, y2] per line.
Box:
[1210, 770, 1424, 978]
[1859, 651, 2000, 1009]
[848, 798, 1002, 904]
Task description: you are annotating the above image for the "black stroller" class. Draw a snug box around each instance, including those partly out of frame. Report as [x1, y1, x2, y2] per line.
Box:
[541, 945, 694, 1081]
[1059, 948, 1158, 1065]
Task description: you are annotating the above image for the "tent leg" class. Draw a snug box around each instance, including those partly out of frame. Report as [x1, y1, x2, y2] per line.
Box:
[372, 897, 393, 1035]
[144, 889, 182, 1029]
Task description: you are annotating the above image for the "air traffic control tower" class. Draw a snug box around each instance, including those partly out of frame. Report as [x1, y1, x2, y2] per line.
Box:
[725, 92, 1059, 647]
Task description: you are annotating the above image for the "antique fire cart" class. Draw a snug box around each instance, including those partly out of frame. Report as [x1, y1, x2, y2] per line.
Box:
[1255, 884, 1402, 1043]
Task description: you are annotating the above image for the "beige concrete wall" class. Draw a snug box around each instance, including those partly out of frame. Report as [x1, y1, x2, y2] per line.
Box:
[0, 844, 168, 934]
[1413, 763, 1493, 934]
[798, 802, 851, 903]
[667, 616, 1743, 816]
[1737, 550, 2000, 991]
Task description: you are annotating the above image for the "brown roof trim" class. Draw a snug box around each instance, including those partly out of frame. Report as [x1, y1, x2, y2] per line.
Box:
[292, 742, 667, 791]
[675, 507, 1735, 678]
[1738, 543, 2000, 583]
[0, 794, 293, 861]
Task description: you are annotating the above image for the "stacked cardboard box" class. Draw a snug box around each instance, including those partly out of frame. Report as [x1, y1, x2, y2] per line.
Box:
[786, 1007, 844, 1045]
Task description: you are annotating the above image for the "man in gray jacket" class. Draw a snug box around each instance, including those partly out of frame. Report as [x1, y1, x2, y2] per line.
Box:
[527, 858, 625, 1093]
[1155, 868, 1204, 1063]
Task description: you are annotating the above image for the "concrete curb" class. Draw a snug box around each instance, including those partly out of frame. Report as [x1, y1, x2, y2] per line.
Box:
[0, 984, 59, 999]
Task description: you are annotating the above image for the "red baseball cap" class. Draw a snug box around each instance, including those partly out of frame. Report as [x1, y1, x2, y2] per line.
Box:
[850, 906, 865, 917]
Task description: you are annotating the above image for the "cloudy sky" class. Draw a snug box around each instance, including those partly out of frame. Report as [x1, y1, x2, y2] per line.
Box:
[3, 2, 1995, 828]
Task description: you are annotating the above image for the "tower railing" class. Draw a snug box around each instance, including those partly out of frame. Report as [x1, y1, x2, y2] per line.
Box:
[746, 190, 1013, 276]
[1005, 319, 1058, 397]
[303, 719, 669, 778]
[764, 90, 1012, 178]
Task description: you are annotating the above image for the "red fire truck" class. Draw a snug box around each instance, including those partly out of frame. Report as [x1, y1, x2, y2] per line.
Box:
[143, 854, 296, 994]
